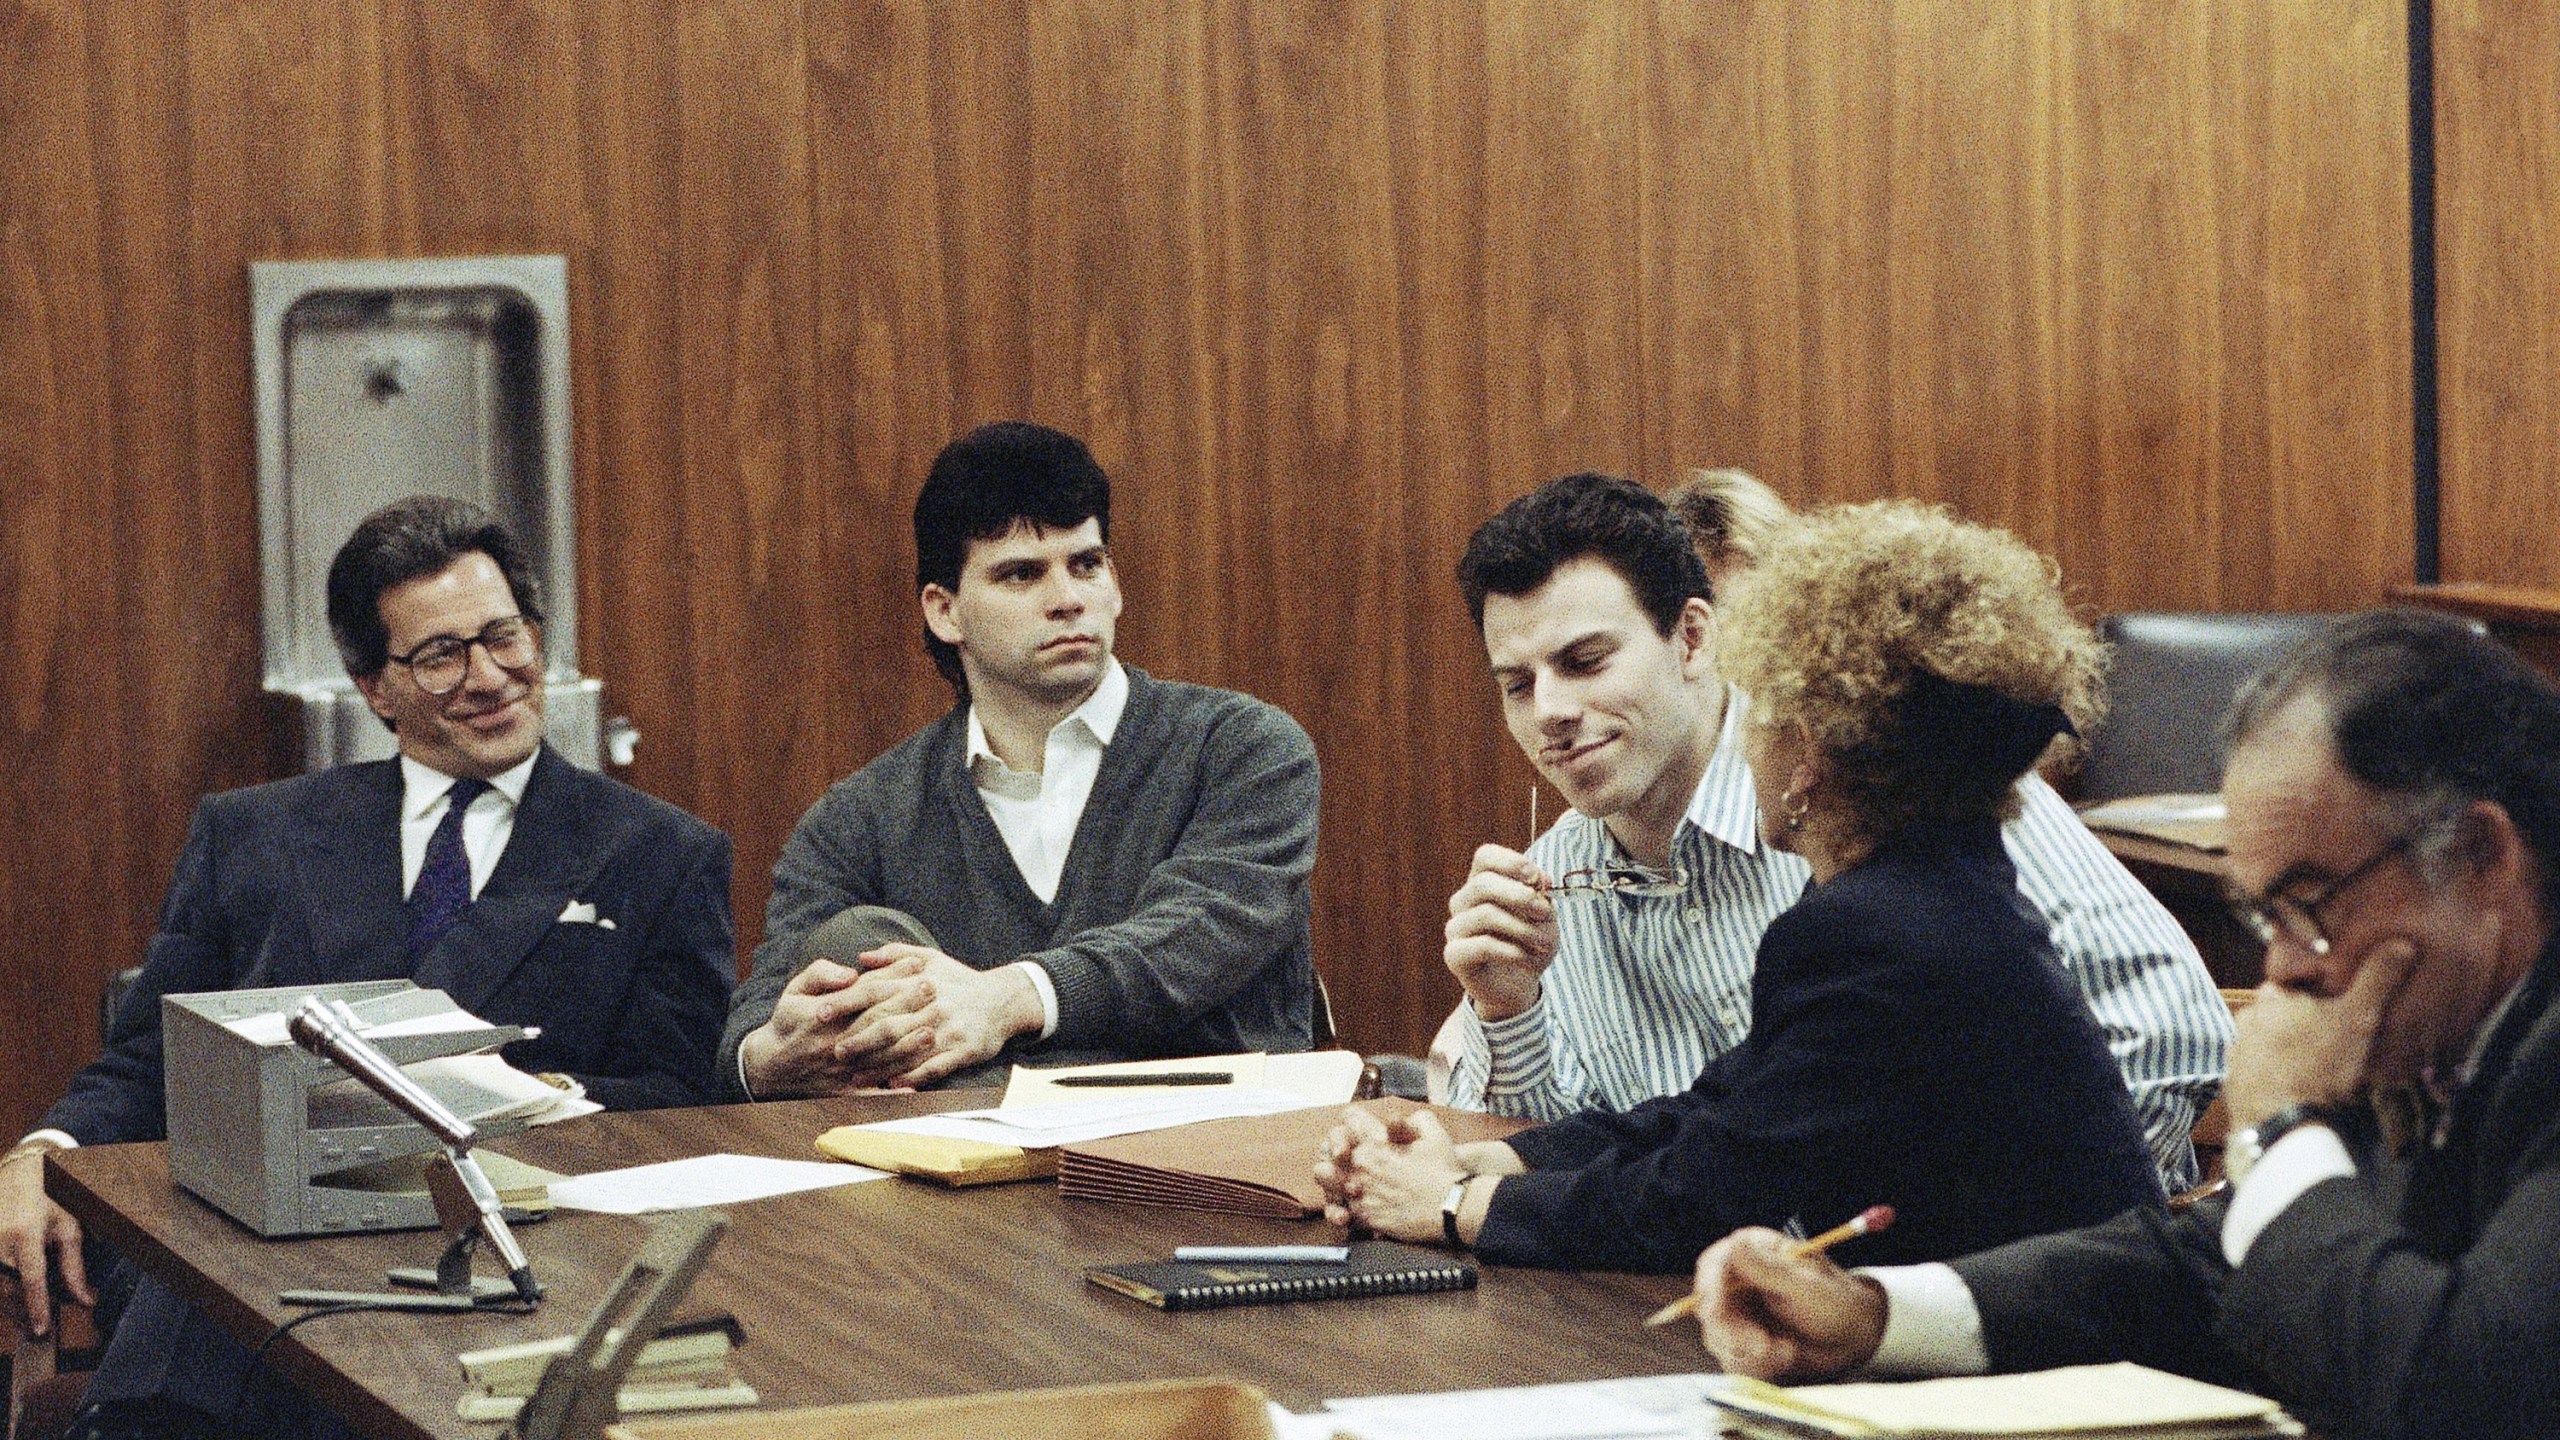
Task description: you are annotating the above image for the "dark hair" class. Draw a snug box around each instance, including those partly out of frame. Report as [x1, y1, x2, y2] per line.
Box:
[2225, 608, 2560, 915]
[1456, 473, 1710, 636]
[912, 422, 1113, 690]
[325, 496, 544, 678]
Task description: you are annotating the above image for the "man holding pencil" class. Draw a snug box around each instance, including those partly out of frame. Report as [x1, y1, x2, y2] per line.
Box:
[1691, 610, 2560, 1440]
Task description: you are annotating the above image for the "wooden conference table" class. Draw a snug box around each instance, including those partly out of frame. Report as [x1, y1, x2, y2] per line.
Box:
[47, 1093, 1702, 1440]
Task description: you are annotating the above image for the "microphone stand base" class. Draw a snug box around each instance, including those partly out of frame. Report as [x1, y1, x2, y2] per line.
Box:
[278, 1288, 486, 1311]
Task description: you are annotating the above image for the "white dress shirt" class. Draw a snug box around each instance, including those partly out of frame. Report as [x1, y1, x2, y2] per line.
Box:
[962, 658, 1130, 1038]
[967, 659, 1129, 902]
[398, 752, 536, 901]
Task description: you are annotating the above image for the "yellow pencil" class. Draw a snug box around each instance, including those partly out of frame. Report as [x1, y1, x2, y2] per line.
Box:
[1641, 1204, 1895, 1329]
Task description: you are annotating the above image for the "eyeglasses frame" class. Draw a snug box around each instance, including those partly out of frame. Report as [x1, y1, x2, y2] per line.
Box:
[1550, 864, 1689, 901]
[385, 615, 544, 697]
[2221, 826, 2427, 957]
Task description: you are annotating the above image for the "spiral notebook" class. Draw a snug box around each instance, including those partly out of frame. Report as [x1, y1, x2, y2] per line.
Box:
[1085, 1240, 1478, 1312]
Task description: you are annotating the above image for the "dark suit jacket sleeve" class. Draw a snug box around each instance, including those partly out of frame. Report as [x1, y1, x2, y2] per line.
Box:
[1029, 701, 1318, 1053]
[1950, 1199, 2260, 1388]
[1503, 1078, 1728, 1172]
[2214, 1164, 2560, 1440]
[571, 826, 735, 1112]
[44, 798, 246, 1145]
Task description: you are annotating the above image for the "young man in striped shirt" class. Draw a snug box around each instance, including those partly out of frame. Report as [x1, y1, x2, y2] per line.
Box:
[1437, 474, 2230, 1191]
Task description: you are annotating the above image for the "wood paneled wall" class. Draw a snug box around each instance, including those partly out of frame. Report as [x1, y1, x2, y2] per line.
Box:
[1, 2, 2417, 1137]
[2437, 1, 2560, 588]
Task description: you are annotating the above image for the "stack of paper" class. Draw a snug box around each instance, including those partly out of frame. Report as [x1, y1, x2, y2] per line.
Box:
[1290, 1373, 1732, 1440]
[454, 1315, 756, 1422]
[815, 1052, 1367, 1186]
[1714, 1364, 2300, 1439]
[1059, 1098, 1530, 1218]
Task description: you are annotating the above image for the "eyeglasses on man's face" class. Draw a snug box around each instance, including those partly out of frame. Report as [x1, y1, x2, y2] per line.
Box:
[2221, 826, 2425, 957]
[386, 616, 542, 697]
[1550, 864, 1688, 901]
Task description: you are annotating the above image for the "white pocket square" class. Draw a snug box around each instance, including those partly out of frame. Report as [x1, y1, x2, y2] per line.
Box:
[556, 901, 615, 929]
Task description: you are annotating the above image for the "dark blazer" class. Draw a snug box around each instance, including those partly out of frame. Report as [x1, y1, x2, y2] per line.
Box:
[1953, 941, 2560, 1440]
[47, 746, 736, 1139]
[1477, 820, 2161, 1274]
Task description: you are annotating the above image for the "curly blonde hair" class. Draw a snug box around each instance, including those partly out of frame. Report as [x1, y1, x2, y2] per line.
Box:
[1716, 500, 2105, 840]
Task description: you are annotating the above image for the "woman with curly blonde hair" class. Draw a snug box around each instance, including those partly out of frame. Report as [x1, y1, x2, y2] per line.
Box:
[1718, 499, 2107, 864]
[1318, 495, 2160, 1275]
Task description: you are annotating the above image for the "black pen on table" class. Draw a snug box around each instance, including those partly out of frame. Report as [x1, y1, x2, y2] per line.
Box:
[1051, 1071, 1235, 1088]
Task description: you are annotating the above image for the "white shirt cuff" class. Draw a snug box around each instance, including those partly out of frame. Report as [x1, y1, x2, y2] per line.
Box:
[1012, 961, 1061, 1040]
[14, 1129, 76, 1151]
[1861, 1263, 1990, 1377]
[2221, 1123, 2357, 1266]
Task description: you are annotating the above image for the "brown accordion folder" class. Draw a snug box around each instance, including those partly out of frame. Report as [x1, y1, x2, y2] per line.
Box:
[1057, 1097, 1531, 1218]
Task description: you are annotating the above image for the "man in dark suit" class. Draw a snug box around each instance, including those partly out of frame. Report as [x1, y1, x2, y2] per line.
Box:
[1690, 609, 2560, 1440]
[0, 496, 735, 1438]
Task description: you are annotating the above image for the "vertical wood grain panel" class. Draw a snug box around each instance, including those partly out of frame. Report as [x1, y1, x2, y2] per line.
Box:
[0, 2, 2424, 1133]
[2437, 0, 2560, 588]
[2252, 1, 2412, 606]
[0, 0, 124, 1129]
[569, 0, 695, 805]
[660, 2, 830, 947]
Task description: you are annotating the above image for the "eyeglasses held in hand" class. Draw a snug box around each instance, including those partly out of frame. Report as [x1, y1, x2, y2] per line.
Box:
[1549, 864, 1688, 900]
[386, 616, 543, 697]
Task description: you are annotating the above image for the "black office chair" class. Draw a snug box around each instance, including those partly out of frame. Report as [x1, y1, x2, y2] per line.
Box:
[2079, 613, 2337, 802]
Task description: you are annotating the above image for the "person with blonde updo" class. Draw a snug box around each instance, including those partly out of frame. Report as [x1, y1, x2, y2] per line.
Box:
[1663, 466, 1793, 599]
[1317, 496, 2159, 1274]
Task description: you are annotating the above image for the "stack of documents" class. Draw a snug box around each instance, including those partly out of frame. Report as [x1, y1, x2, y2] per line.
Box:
[815, 1052, 1367, 1186]
[1280, 1373, 1732, 1440]
[454, 1314, 755, 1422]
[1059, 1098, 1529, 1218]
[1713, 1363, 2301, 1439]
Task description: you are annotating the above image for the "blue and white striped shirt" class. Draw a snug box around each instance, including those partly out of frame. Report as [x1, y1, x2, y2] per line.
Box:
[1447, 688, 2231, 1192]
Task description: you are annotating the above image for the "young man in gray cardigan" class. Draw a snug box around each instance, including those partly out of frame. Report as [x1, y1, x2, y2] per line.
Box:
[721, 422, 1320, 1096]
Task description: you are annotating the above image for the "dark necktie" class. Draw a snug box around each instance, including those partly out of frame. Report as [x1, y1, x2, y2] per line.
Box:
[408, 777, 491, 959]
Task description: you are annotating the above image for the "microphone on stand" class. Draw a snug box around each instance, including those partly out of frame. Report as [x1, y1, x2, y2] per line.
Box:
[288, 995, 543, 1304]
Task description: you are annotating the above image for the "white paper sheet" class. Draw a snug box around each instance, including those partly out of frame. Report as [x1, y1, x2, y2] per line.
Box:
[1313, 1374, 1734, 1440]
[225, 1002, 503, 1047]
[1772, 1363, 2286, 1434]
[1004, 1050, 1369, 1108]
[546, 1154, 891, 1214]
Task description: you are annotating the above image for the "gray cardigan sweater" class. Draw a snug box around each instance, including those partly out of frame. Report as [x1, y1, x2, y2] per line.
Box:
[720, 666, 1319, 1092]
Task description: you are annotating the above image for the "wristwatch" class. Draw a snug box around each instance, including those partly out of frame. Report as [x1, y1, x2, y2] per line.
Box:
[2225, 1101, 2341, 1185]
[1441, 1176, 1474, 1250]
